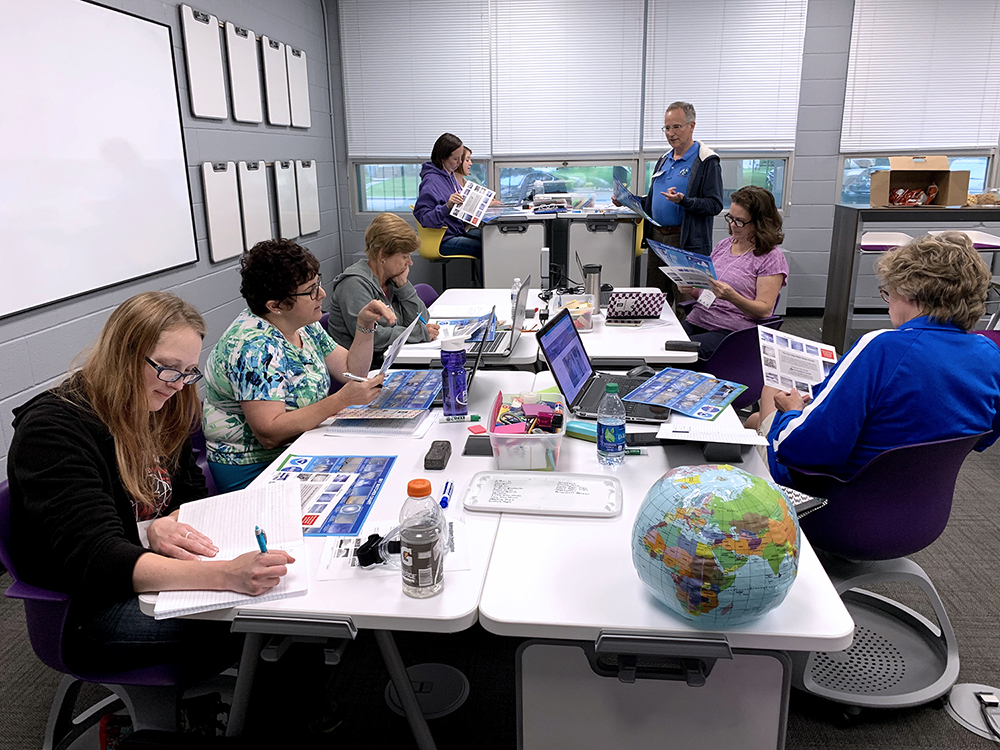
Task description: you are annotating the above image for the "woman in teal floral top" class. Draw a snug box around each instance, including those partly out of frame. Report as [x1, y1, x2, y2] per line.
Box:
[203, 240, 392, 491]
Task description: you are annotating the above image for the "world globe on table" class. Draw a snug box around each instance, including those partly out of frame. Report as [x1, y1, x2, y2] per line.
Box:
[631, 464, 800, 626]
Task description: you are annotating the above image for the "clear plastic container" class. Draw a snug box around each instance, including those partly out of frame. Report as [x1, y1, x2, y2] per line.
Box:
[556, 294, 596, 332]
[487, 392, 566, 471]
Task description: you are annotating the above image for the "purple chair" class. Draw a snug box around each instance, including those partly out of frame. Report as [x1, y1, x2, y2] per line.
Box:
[0, 481, 224, 747]
[786, 432, 990, 714]
[413, 283, 440, 308]
[189, 426, 218, 497]
[975, 329, 1000, 349]
[688, 320, 783, 411]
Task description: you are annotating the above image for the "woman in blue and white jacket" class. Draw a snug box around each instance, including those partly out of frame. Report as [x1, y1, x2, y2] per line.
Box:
[748, 231, 1000, 488]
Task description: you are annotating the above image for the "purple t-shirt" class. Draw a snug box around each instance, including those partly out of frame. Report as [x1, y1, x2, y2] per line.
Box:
[685, 236, 788, 332]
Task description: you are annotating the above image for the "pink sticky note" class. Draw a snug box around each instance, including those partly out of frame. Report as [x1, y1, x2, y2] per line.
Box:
[468, 424, 488, 435]
[492, 422, 528, 434]
[522, 404, 553, 418]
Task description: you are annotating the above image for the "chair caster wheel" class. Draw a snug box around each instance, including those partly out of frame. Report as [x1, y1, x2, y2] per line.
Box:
[929, 695, 948, 710]
[835, 705, 863, 728]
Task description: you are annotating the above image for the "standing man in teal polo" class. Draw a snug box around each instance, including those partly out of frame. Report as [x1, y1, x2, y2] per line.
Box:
[641, 101, 723, 293]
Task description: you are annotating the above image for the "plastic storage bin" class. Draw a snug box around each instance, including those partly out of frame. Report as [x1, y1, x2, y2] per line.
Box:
[555, 294, 595, 332]
[487, 392, 566, 471]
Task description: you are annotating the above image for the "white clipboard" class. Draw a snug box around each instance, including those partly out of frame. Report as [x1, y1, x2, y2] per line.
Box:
[274, 160, 299, 238]
[286, 46, 311, 128]
[261, 35, 291, 126]
[180, 5, 227, 119]
[202, 162, 243, 262]
[463, 471, 623, 518]
[237, 161, 272, 251]
[224, 21, 262, 123]
[295, 160, 320, 235]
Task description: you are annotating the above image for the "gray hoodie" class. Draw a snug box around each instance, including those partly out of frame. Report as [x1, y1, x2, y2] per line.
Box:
[326, 258, 431, 354]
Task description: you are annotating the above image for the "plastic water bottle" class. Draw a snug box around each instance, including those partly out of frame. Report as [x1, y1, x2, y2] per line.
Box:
[510, 277, 521, 320]
[399, 479, 447, 598]
[440, 337, 468, 417]
[597, 383, 626, 467]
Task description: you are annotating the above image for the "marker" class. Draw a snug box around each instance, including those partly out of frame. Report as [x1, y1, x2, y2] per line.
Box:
[341, 372, 368, 383]
[440, 481, 454, 509]
[439, 414, 481, 423]
[255, 526, 268, 553]
[625, 448, 648, 456]
[418, 313, 428, 324]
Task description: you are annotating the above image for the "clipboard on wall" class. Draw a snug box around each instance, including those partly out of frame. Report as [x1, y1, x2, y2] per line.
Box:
[274, 161, 299, 239]
[296, 160, 320, 235]
[261, 35, 291, 126]
[202, 162, 244, 262]
[180, 5, 227, 119]
[237, 161, 272, 251]
[286, 46, 311, 128]
[224, 22, 262, 123]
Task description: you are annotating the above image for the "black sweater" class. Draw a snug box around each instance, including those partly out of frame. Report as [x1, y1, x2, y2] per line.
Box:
[8, 389, 207, 610]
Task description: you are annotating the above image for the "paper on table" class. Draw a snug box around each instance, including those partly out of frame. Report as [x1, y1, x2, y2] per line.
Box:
[656, 423, 768, 446]
[430, 305, 490, 319]
[152, 483, 307, 619]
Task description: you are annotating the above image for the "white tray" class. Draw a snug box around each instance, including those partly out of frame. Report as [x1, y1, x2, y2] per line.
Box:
[462, 471, 622, 518]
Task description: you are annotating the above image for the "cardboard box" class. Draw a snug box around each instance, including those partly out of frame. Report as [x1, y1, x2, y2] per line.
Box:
[869, 156, 970, 207]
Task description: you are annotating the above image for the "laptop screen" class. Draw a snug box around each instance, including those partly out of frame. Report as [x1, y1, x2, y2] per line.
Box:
[536, 307, 595, 405]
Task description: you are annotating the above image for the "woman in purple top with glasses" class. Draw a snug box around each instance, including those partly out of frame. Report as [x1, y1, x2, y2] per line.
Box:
[680, 185, 788, 358]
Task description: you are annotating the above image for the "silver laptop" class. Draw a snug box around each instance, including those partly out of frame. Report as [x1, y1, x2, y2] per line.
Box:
[467, 275, 531, 358]
[536, 307, 670, 423]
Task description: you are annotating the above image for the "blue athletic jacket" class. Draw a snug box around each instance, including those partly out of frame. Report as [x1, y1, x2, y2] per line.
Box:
[767, 317, 1000, 486]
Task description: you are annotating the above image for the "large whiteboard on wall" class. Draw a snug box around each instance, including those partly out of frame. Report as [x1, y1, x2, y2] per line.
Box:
[0, 0, 197, 319]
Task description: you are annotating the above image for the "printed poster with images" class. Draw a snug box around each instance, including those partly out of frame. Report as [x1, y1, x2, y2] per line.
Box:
[613, 175, 660, 226]
[268, 455, 395, 536]
[647, 239, 717, 289]
[622, 367, 747, 421]
[450, 181, 496, 227]
[757, 327, 838, 398]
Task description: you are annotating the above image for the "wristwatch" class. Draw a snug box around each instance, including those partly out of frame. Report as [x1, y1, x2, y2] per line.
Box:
[356, 321, 377, 335]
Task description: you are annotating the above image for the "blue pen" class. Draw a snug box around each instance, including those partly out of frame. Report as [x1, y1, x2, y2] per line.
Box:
[440, 481, 454, 509]
[255, 526, 268, 553]
[418, 312, 428, 324]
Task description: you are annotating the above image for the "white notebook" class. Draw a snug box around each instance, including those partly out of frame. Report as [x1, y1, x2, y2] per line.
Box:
[153, 483, 307, 619]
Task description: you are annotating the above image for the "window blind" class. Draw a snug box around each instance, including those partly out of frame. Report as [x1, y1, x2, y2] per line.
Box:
[490, 0, 644, 156]
[339, 0, 492, 159]
[643, 0, 807, 151]
[841, 0, 1000, 152]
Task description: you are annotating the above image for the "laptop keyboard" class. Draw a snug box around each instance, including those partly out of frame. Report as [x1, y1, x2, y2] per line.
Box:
[470, 332, 508, 354]
[600, 374, 646, 415]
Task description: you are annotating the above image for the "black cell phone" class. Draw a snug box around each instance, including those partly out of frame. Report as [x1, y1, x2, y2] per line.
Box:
[462, 435, 495, 456]
[625, 432, 663, 447]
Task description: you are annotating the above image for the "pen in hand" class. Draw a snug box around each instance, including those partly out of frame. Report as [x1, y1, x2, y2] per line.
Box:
[255, 525, 268, 553]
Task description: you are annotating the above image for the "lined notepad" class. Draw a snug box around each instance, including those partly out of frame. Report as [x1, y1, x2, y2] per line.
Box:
[153, 483, 307, 619]
[656, 424, 769, 447]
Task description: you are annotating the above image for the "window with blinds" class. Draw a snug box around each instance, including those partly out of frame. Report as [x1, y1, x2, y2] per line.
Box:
[643, 0, 808, 152]
[841, 1, 1000, 153]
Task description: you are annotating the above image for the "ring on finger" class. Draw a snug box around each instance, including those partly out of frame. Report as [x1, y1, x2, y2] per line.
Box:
[184, 531, 192, 539]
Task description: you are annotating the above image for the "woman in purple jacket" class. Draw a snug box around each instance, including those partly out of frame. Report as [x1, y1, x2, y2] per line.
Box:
[413, 133, 483, 268]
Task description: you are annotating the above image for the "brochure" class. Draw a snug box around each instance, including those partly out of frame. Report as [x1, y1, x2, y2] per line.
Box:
[431, 310, 497, 342]
[613, 175, 660, 226]
[378, 316, 421, 375]
[450, 181, 496, 227]
[343, 369, 442, 411]
[757, 327, 838, 398]
[268, 454, 396, 536]
[647, 239, 717, 289]
[622, 368, 747, 421]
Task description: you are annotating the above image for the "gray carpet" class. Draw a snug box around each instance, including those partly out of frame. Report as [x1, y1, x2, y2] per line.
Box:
[2, 316, 998, 749]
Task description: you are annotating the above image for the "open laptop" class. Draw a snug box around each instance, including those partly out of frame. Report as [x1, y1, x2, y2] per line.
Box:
[467, 275, 530, 358]
[431, 307, 493, 407]
[536, 307, 671, 423]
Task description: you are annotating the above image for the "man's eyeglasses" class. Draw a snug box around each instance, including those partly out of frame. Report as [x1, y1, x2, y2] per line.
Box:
[289, 275, 323, 301]
[146, 357, 203, 385]
[724, 213, 751, 228]
[661, 123, 690, 134]
[878, 286, 890, 303]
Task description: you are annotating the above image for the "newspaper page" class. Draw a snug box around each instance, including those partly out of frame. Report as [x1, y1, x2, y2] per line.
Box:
[613, 176, 660, 226]
[757, 327, 838, 398]
[647, 239, 717, 289]
[450, 181, 496, 227]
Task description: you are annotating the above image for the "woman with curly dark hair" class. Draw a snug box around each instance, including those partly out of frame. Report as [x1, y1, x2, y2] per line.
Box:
[203, 239, 393, 492]
[679, 185, 789, 357]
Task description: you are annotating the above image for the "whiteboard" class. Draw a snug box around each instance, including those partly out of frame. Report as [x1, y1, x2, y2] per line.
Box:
[225, 21, 263, 124]
[295, 160, 320, 235]
[262, 36, 291, 126]
[0, 0, 197, 319]
[180, 4, 227, 119]
[274, 161, 299, 239]
[237, 161, 272, 251]
[202, 162, 243, 262]
[286, 46, 311, 128]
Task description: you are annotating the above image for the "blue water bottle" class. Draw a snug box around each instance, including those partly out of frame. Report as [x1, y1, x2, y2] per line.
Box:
[440, 337, 468, 417]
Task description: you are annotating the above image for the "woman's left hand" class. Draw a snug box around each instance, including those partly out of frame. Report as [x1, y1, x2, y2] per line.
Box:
[148, 517, 218, 560]
[774, 388, 809, 414]
[360, 299, 396, 328]
[708, 278, 737, 302]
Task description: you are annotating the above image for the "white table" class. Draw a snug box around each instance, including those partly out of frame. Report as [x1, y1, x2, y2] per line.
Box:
[476, 371, 854, 749]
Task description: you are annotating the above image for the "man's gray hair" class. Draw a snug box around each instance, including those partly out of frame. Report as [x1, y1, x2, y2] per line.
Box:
[666, 101, 696, 123]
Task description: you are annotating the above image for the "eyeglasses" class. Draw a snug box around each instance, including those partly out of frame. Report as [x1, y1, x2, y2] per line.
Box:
[289, 275, 323, 301]
[724, 213, 751, 228]
[145, 357, 203, 385]
[661, 123, 691, 134]
[878, 286, 890, 303]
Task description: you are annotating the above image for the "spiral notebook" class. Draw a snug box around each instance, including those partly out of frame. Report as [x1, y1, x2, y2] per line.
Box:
[152, 483, 307, 619]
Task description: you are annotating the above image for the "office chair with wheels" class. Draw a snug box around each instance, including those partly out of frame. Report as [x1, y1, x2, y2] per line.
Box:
[0, 481, 226, 749]
[413, 283, 439, 307]
[787, 432, 990, 715]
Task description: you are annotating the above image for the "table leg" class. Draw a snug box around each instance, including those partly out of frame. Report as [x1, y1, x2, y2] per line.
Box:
[226, 632, 264, 738]
[374, 629, 438, 750]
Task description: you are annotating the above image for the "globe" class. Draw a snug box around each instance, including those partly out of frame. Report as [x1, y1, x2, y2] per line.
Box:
[631, 464, 800, 626]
